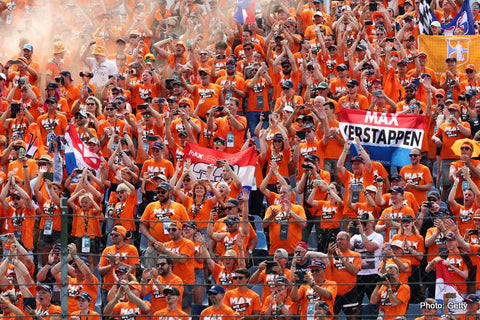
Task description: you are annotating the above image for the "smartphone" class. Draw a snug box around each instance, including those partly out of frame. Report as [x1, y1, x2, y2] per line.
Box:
[44, 172, 54, 182]
[10, 103, 20, 118]
[23, 297, 37, 310]
[165, 78, 174, 90]
[217, 54, 226, 60]
[364, 20, 373, 26]
[386, 38, 395, 43]
[296, 130, 306, 140]
[385, 243, 391, 250]
[10, 60, 19, 65]
[18, 147, 26, 159]
[266, 261, 278, 274]
[372, 90, 382, 96]
[147, 135, 158, 141]
[137, 104, 148, 110]
[369, 2, 378, 11]
[158, 98, 166, 104]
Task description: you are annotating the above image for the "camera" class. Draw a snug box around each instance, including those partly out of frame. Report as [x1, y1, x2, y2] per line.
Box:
[294, 270, 307, 284]
[468, 229, 479, 235]
[422, 201, 433, 208]
[375, 177, 384, 183]
[349, 220, 359, 234]
[374, 273, 392, 283]
[54, 76, 63, 84]
[302, 163, 314, 169]
[216, 106, 224, 112]
[266, 261, 278, 274]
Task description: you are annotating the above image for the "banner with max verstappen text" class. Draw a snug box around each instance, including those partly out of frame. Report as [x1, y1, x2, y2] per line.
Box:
[183, 142, 257, 188]
[339, 109, 426, 167]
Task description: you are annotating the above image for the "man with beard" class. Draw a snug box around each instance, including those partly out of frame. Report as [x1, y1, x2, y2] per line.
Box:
[140, 182, 189, 268]
[397, 83, 426, 113]
[73, 110, 97, 143]
[141, 256, 183, 313]
[215, 58, 246, 104]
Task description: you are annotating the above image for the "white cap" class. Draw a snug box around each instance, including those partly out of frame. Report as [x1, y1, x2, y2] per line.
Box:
[313, 11, 323, 17]
[431, 21, 441, 28]
[284, 105, 294, 112]
[365, 185, 378, 193]
[0, 73, 6, 81]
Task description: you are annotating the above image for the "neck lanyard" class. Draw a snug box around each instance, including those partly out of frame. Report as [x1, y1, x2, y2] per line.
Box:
[82, 209, 89, 234]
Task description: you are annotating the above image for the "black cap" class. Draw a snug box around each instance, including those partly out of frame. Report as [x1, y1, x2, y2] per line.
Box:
[390, 174, 403, 182]
[46, 82, 59, 90]
[46, 97, 58, 104]
[60, 70, 73, 80]
[401, 214, 413, 222]
[225, 215, 240, 226]
[351, 155, 365, 163]
[273, 133, 284, 140]
[446, 57, 457, 63]
[464, 294, 480, 303]
[151, 141, 164, 149]
[305, 154, 320, 162]
[398, 59, 409, 66]
[389, 186, 405, 195]
[427, 190, 440, 200]
[347, 79, 359, 87]
[77, 292, 92, 302]
[226, 198, 240, 206]
[336, 64, 348, 71]
[163, 287, 181, 296]
[183, 221, 198, 229]
[213, 137, 226, 145]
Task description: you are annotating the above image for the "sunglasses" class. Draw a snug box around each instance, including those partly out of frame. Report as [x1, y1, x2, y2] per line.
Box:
[11, 196, 21, 201]
[168, 228, 178, 232]
[157, 190, 167, 194]
[461, 147, 472, 151]
[467, 70, 475, 74]
[105, 107, 115, 111]
[233, 276, 245, 280]
[86, 103, 95, 106]
[409, 154, 420, 157]
[244, 47, 252, 51]
[311, 268, 323, 273]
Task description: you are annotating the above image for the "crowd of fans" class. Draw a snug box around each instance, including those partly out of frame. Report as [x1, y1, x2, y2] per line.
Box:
[2, 0, 480, 319]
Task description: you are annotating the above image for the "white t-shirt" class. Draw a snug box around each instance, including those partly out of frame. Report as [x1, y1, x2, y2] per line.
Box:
[87, 57, 118, 88]
[350, 231, 384, 276]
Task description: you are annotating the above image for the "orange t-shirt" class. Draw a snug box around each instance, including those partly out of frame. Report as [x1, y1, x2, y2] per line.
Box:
[399, 164, 433, 203]
[140, 201, 189, 243]
[224, 288, 261, 316]
[425, 227, 448, 263]
[163, 238, 195, 286]
[112, 192, 137, 232]
[153, 308, 189, 320]
[329, 250, 362, 295]
[391, 234, 425, 266]
[452, 204, 477, 237]
[71, 207, 103, 238]
[38, 198, 62, 231]
[377, 206, 415, 243]
[296, 280, 337, 315]
[339, 169, 375, 218]
[181, 197, 215, 230]
[264, 204, 306, 254]
[256, 269, 292, 302]
[7, 159, 38, 181]
[377, 284, 410, 320]
[37, 113, 68, 145]
[245, 78, 270, 112]
[435, 121, 471, 159]
[140, 158, 175, 191]
[193, 83, 222, 118]
[382, 192, 419, 213]
[98, 244, 139, 290]
[64, 275, 99, 314]
[3, 206, 35, 250]
[320, 120, 343, 160]
[200, 305, 236, 320]
[338, 94, 370, 111]
[144, 274, 184, 313]
[213, 115, 247, 153]
[313, 200, 342, 229]
[451, 160, 480, 199]
[70, 310, 101, 320]
[211, 262, 236, 291]
[112, 300, 151, 318]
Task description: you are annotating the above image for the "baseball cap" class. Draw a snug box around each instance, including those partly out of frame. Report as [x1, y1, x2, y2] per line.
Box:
[75, 110, 88, 118]
[401, 214, 414, 222]
[448, 103, 460, 111]
[464, 294, 480, 303]
[46, 97, 58, 104]
[112, 225, 127, 238]
[157, 182, 172, 191]
[366, 185, 378, 193]
[309, 260, 327, 269]
[318, 82, 329, 90]
[36, 285, 52, 294]
[435, 89, 445, 97]
[183, 221, 197, 229]
[466, 64, 476, 71]
[163, 287, 181, 296]
[390, 174, 404, 182]
[207, 285, 225, 295]
[336, 64, 348, 71]
[225, 215, 240, 226]
[389, 186, 405, 195]
[226, 199, 240, 206]
[427, 190, 440, 200]
[60, 70, 73, 80]
[431, 21, 441, 28]
[275, 248, 289, 258]
[151, 141, 164, 149]
[351, 155, 365, 163]
[0, 73, 6, 81]
[88, 137, 100, 146]
[213, 137, 225, 145]
[23, 44, 33, 51]
[46, 82, 59, 90]
[390, 239, 404, 249]
[224, 249, 237, 257]
[77, 292, 92, 302]
[446, 57, 457, 63]
[281, 80, 294, 89]
[347, 79, 359, 87]
[284, 105, 294, 112]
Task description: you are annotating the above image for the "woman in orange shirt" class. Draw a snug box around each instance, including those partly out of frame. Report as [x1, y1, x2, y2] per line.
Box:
[67, 190, 103, 259]
[111, 180, 137, 234]
[307, 182, 344, 253]
[260, 131, 291, 184]
[392, 214, 425, 304]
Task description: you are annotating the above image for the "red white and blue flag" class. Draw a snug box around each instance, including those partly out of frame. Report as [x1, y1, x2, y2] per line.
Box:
[183, 142, 257, 188]
[233, 0, 256, 24]
[64, 124, 102, 175]
[435, 262, 464, 314]
[338, 109, 426, 166]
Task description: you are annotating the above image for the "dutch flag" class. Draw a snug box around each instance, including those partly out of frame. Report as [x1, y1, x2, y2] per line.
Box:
[233, 0, 256, 24]
[64, 124, 102, 175]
